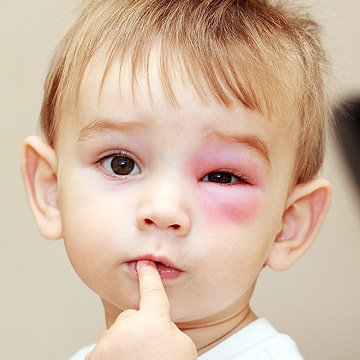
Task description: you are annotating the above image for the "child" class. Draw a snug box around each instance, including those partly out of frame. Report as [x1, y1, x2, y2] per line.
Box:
[22, 0, 332, 359]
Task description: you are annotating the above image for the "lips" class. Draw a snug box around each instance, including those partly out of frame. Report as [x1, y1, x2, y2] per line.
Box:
[125, 254, 183, 280]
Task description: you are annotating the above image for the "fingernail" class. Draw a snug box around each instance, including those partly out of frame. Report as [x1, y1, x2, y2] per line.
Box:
[137, 260, 150, 269]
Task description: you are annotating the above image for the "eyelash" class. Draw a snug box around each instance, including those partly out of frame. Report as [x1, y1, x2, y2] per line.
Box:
[201, 171, 253, 186]
[95, 151, 253, 186]
[96, 150, 141, 179]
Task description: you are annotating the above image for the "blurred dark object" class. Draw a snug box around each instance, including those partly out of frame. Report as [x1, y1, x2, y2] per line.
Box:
[334, 98, 360, 195]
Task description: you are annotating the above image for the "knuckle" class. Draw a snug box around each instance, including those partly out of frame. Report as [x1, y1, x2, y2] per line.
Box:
[143, 285, 162, 296]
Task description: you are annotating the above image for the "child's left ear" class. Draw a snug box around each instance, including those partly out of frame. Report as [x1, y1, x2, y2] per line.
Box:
[266, 178, 331, 271]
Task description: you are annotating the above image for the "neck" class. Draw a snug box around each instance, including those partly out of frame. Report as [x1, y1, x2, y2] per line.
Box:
[176, 303, 257, 355]
[101, 292, 257, 355]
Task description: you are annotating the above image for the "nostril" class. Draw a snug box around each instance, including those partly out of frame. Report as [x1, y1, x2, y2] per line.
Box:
[143, 218, 181, 230]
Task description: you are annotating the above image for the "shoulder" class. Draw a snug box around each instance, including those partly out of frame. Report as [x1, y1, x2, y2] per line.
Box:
[198, 318, 304, 360]
[68, 344, 96, 360]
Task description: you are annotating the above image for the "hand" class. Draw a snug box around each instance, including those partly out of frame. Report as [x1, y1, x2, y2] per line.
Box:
[86, 260, 197, 359]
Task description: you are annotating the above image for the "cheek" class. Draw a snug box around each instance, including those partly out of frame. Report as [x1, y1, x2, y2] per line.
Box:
[58, 179, 127, 266]
[60, 196, 128, 299]
[197, 185, 262, 224]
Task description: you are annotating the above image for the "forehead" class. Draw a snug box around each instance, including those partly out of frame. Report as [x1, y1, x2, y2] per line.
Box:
[62, 34, 300, 122]
[63, 44, 294, 131]
[76, 49, 258, 128]
[75, 43, 296, 119]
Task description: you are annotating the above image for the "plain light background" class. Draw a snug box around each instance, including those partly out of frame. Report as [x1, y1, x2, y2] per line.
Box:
[1, 1, 359, 359]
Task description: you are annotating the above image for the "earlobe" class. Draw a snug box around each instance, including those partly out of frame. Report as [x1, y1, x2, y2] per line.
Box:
[266, 178, 331, 271]
[22, 136, 62, 240]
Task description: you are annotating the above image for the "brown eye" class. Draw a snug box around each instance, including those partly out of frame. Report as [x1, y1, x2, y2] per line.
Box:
[202, 171, 250, 185]
[101, 154, 141, 176]
[206, 171, 233, 183]
[111, 156, 135, 175]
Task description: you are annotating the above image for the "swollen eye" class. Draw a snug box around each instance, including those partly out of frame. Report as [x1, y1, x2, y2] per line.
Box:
[204, 171, 235, 184]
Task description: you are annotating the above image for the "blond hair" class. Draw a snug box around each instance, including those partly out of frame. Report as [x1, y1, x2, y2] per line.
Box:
[40, 0, 330, 184]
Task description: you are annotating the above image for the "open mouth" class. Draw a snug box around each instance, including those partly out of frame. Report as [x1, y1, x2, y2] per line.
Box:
[126, 258, 183, 280]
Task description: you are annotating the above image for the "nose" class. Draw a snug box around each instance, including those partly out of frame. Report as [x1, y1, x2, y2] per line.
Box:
[136, 183, 191, 237]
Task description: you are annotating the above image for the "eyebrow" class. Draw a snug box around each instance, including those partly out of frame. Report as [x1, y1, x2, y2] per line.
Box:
[77, 117, 147, 142]
[210, 131, 271, 166]
[78, 117, 271, 165]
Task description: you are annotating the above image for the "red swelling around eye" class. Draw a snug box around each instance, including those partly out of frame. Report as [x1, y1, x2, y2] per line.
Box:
[198, 185, 262, 224]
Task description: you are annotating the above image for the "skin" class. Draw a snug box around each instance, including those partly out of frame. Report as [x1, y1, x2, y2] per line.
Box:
[22, 51, 332, 358]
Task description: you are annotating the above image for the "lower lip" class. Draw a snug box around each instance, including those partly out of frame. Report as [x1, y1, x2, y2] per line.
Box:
[126, 261, 183, 280]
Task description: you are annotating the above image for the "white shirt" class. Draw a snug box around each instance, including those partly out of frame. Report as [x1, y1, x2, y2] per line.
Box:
[68, 318, 304, 360]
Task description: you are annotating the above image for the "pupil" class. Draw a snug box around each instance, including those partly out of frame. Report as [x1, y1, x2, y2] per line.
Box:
[208, 172, 232, 183]
[111, 156, 135, 175]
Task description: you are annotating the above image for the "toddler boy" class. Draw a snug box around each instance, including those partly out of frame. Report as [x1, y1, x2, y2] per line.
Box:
[22, 0, 332, 359]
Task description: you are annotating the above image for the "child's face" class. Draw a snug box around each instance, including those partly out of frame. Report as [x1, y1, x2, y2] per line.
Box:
[55, 54, 297, 324]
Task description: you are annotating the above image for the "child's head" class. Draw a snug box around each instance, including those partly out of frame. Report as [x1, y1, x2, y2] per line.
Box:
[23, 0, 331, 327]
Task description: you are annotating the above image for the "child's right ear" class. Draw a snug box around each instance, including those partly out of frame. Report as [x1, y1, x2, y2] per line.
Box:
[22, 136, 62, 240]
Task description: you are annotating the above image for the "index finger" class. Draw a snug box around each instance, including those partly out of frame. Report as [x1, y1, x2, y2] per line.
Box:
[136, 260, 170, 316]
